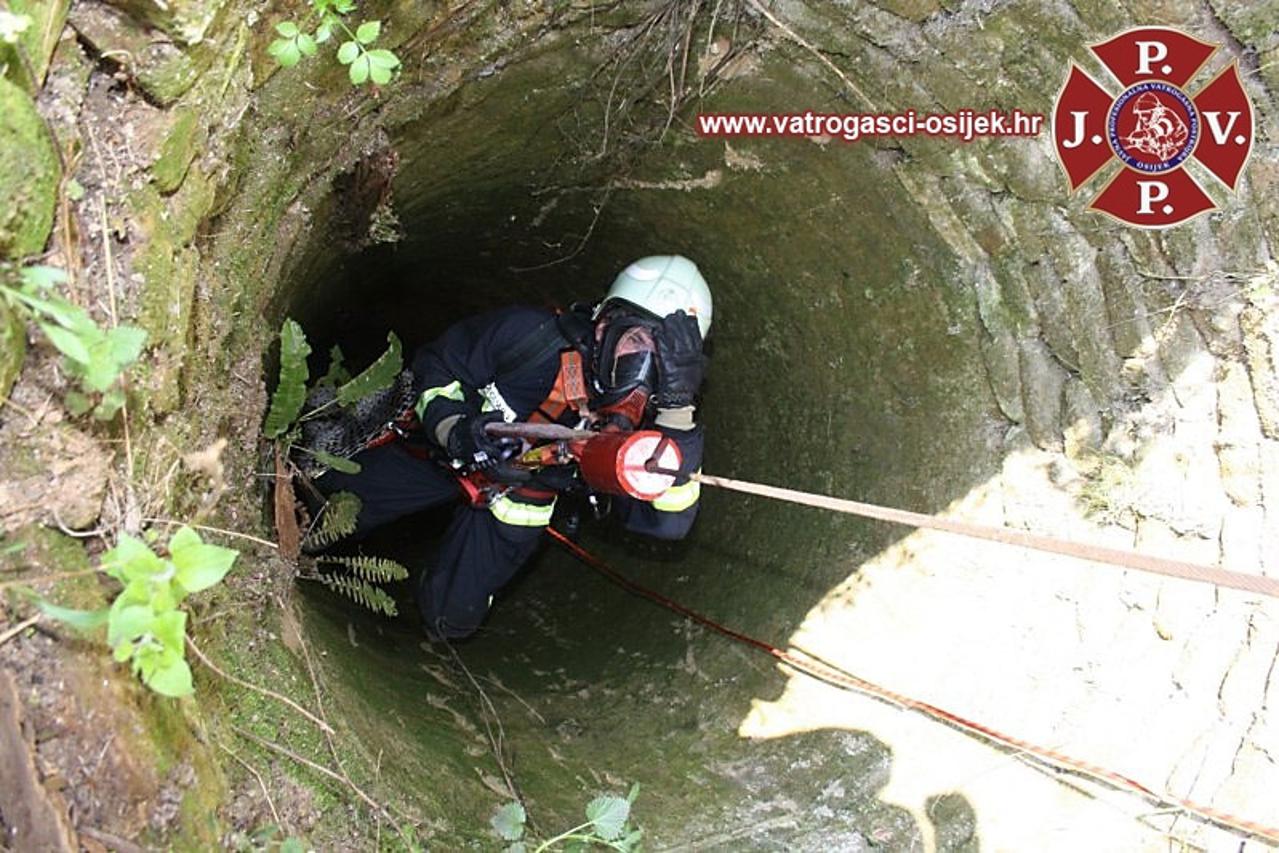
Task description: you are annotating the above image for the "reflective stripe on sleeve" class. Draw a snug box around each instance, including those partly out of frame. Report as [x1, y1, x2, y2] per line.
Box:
[651, 473, 701, 512]
[489, 495, 556, 527]
[415, 380, 465, 418]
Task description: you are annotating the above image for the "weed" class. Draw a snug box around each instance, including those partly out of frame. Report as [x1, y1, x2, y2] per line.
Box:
[268, 0, 401, 87]
[492, 785, 644, 852]
[0, 265, 147, 420]
[35, 527, 238, 697]
[1075, 451, 1140, 525]
[265, 318, 407, 616]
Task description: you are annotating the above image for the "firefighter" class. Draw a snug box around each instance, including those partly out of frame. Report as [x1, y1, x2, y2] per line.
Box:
[314, 255, 711, 639]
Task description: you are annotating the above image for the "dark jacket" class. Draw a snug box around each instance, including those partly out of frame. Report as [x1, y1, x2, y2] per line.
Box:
[410, 306, 702, 539]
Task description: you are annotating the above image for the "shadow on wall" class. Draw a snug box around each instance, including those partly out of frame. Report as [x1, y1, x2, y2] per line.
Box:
[735, 359, 1275, 851]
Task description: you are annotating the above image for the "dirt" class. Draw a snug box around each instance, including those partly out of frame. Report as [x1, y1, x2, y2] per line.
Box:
[1, 23, 299, 850]
[0, 621, 153, 844]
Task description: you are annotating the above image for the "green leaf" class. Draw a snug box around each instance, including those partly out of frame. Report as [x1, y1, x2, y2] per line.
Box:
[490, 802, 526, 841]
[297, 32, 317, 57]
[80, 333, 123, 392]
[38, 322, 91, 364]
[35, 598, 109, 632]
[317, 555, 408, 582]
[319, 344, 350, 386]
[108, 597, 153, 647]
[106, 324, 147, 366]
[5, 286, 82, 328]
[145, 652, 193, 697]
[318, 573, 397, 616]
[369, 62, 392, 86]
[585, 796, 630, 841]
[275, 20, 299, 37]
[311, 450, 361, 474]
[303, 491, 362, 549]
[279, 839, 306, 853]
[505, 843, 526, 853]
[337, 40, 359, 65]
[93, 387, 126, 421]
[366, 48, 399, 69]
[333, 0, 356, 14]
[315, 20, 334, 43]
[169, 526, 238, 594]
[19, 265, 67, 291]
[264, 319, 311, 438]
[349, 54, 370, 85]
[276, 41, 302, 68]
[64, 390, 93, 416]
[619, 827, 643, 850]
[627, 782, 640, 804]
[149, 609, 187, 654]
[65, 179, 85, 201]
[102, 534, 167, 583]
[335, 331, 400, 406]
[355, 20, 380, 43]
[112, 640, 134, 662]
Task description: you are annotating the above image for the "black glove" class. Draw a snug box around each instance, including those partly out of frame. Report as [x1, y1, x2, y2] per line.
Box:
[529, 464, 579, 493]
[446, 412, 518, 469]
[655, 310, 705, 408]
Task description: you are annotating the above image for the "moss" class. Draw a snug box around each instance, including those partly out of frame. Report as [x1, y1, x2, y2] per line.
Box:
[107, 0, 228, 46]
[0, 297, 25, 401]
[0, 76, 60, 260]
[0, 0, 70, 93]
[128, 168, 214, 413]
[152, 108, 204, 194]
[64, 1, 202, 106]
[136, 52, 201, 106]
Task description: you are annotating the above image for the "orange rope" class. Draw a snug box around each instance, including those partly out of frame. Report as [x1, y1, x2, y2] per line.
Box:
[546, 527, 1279, 844]
[693, 472, 1279, 599]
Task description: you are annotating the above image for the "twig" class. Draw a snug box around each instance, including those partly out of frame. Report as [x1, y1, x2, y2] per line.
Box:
[185, 636, 334, 734]
[0, 569, 101, 590]
[232, 726, 401, 830]
[442, 639, 527, 821]
[142, 517, 279, 550]
[480, 672, 546, 724]
[508, 187, 612, 273]
[0, 615, 40, 647]
[0, 394, 39, 424]
[51, 508, 111, 540]
[744, 0, 874, 109]
[78, 826, 147, 853]
[97, 199, 118, 328]
[217, 740, 283, 829]
[273, 595, 418, 844]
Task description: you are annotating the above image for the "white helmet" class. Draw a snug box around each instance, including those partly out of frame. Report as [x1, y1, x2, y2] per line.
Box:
[596, 255, 713, 338]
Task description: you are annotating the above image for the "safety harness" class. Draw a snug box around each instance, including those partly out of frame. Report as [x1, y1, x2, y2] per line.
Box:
[301, 309, 596, 515]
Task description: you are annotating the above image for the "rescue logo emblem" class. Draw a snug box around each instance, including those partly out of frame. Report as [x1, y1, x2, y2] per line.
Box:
[1052, 26, 1253, 228]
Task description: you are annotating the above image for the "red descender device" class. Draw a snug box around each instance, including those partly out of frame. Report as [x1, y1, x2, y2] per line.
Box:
[478, 422, 683, 502]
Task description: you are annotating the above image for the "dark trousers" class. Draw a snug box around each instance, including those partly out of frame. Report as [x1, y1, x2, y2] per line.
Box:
[317, 443, 545, 638]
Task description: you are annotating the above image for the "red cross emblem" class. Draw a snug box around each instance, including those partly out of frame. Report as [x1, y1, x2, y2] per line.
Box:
[1053, 27, 1254, 228]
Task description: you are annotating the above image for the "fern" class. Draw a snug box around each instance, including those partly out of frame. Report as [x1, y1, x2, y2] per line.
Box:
[303, 491, 361, 549]
[320, 573, 398, 617]
[265, 319, 312, 438]
[335, 331, 401, 407]
[309, 449, 362, 474]
[318, 344, 350, 387]
[318, 555, 409, 583]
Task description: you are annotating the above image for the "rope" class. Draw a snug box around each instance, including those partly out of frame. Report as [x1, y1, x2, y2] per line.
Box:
[692, 473, 1279, 599]
[544, 527, 1279, 844]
